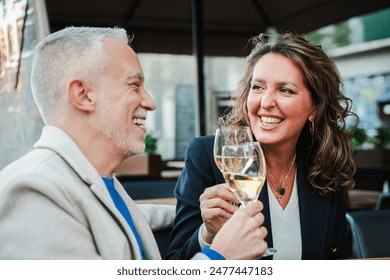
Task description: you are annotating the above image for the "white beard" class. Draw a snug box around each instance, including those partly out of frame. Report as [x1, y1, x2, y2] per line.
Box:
[95, 98, 145, 157]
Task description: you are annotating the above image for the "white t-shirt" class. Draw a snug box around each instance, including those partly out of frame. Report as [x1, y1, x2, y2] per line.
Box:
[268, 172, 302, 260]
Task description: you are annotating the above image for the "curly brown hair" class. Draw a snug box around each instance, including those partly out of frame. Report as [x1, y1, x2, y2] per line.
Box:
[221, 33, 357, 195]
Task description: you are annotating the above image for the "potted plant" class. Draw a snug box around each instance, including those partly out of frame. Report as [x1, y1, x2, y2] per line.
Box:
[351, 126, 368, 150]
[144, 133, 158, 155]
[352, 126, 390, 169]
[369, 126, 390, 149]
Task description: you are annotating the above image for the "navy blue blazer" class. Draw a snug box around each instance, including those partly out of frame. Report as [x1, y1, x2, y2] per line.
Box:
[166, 135, 350, 260]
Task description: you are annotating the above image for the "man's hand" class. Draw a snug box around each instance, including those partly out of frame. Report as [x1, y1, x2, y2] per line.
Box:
[210, 200, 268, 260]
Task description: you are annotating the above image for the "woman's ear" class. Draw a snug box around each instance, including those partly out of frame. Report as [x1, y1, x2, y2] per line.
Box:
[309, 108, 317, 121]
[68, 79, 95, 112]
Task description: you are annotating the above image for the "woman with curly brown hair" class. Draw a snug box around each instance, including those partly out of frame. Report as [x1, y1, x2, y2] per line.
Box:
[166, 33, 357, 260]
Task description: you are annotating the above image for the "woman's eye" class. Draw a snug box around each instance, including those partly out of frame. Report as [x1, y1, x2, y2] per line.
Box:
[251, 84, 263, 91]
[280, 87, 294, 94]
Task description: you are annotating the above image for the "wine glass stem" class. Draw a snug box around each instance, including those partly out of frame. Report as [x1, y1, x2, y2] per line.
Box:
[262, 248, 277, 257]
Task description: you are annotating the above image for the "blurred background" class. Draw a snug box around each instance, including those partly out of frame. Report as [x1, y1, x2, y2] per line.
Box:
[2, 0, 390, 259]
[1, 0, 389, 173]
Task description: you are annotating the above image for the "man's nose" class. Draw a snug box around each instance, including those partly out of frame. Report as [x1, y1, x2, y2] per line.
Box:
[141, 88, 156, 111]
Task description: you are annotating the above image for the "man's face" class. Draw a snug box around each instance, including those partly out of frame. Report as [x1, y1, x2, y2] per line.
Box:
[94, 38, 156, 157]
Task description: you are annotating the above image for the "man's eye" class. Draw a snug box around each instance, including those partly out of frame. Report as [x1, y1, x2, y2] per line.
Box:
[129, 83, 140, 88]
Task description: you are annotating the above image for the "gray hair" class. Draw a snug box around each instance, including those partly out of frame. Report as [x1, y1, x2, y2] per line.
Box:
[31, 26, 131, 124]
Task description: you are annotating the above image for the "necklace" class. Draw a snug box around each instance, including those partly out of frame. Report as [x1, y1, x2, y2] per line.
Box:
[267, 154, 296, 204]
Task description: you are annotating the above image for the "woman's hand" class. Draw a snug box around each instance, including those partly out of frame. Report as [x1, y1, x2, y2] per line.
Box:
[199, 183, 240, 243]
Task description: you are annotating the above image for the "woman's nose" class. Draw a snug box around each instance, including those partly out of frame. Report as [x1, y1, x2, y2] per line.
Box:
[261, 90, 276, 109]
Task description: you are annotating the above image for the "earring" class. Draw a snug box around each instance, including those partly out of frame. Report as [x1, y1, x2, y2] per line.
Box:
[309, 116, 315, 135]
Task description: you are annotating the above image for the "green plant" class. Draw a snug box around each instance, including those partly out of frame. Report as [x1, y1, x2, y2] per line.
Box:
[368, 126, 390, 148]
[144, 133, 158, 154]
[349, 126, 368, 150]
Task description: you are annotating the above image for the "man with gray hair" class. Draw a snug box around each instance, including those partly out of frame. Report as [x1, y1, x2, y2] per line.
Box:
[0, 27, 267, 259]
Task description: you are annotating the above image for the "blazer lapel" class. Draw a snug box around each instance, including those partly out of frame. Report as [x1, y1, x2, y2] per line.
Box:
[89, 177, 162, 260]
[296, 150, 330, 259]
[113, 178, 161, 260]
[90, 179, 148, 259]
[259, 183, 273, 259]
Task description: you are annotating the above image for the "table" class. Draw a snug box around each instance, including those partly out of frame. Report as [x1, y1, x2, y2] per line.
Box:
[134, 189, 381, 209]
[347, 189, 381, 210]
[135, 197, 177, 205]
[161, 170, 182, 179]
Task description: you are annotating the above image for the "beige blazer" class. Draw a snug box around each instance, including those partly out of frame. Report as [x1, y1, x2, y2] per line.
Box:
[0, 126, 179, 260]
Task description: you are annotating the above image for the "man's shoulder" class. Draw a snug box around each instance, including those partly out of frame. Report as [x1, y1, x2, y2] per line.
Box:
[0, 148, 63, 186]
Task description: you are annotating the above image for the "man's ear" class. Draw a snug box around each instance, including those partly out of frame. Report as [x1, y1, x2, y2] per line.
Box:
[68, 79, 95, 112]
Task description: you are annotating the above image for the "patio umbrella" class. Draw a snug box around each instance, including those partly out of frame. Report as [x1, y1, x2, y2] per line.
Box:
[44, 0, 390, 133]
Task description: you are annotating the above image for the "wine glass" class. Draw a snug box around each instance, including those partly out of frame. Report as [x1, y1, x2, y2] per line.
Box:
[213, 126, 253, 172]
[214, 126, 253, 205]
[221, 142, 265, 206]
[221, 141, 277, 257]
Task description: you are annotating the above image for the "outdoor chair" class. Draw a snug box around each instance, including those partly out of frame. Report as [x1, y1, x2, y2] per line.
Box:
[375, 192, 390, 210]
[346, 209, 390, 258]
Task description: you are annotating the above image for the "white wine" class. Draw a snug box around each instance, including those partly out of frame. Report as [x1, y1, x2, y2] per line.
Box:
[223, 173, 265, 205]
[221, 155, 254, 174]
[214, 156, 223, 171]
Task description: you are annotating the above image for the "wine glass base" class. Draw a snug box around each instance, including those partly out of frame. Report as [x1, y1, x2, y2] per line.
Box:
[262, 248, 277, 258]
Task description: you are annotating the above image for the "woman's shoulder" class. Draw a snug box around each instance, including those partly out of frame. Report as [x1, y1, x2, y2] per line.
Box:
[185, 135, 215, 158]
[188, 134, 215, 148]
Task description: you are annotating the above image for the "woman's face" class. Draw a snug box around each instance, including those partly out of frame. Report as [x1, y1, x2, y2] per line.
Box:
[247, 53, 315, 150]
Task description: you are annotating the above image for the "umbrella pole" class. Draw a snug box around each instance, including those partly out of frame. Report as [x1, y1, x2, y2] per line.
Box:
[192, 0, 206, 135]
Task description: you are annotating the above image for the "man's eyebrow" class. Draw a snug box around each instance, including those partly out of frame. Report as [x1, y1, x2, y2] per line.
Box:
[127, 72, 144, 82]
